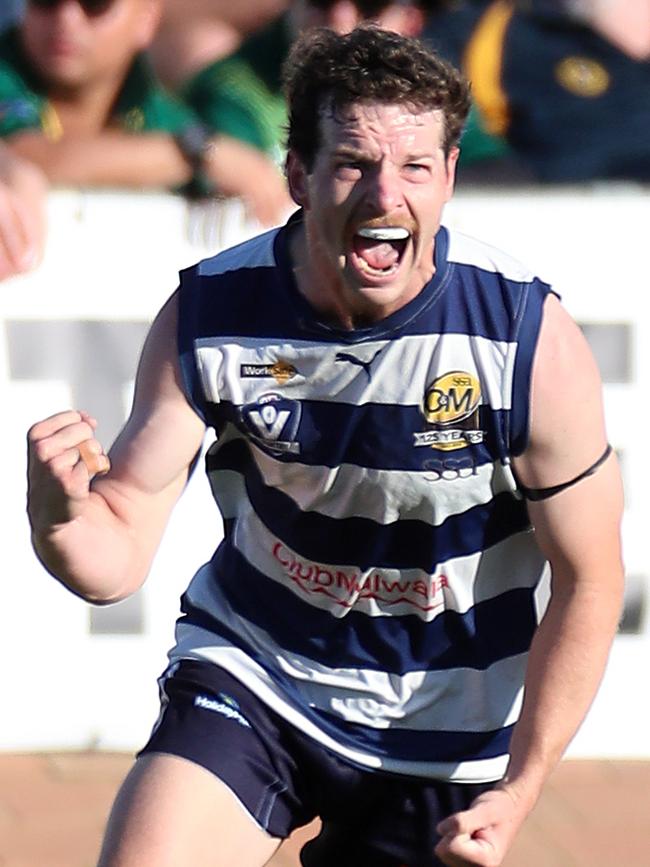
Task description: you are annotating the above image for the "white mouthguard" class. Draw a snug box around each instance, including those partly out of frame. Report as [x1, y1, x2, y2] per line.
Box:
[357, 227, 411, 241]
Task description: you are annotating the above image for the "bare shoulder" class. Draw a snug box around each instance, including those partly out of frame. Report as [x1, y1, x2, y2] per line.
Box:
[132, 289, 184, 396]
[531, 294, 600, 387]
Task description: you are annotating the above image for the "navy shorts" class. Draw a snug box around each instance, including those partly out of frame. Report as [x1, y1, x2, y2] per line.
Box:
[139, 660, 494, 867]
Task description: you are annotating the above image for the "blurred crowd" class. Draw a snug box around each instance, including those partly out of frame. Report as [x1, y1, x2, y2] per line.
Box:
[1, 0, 648, 281]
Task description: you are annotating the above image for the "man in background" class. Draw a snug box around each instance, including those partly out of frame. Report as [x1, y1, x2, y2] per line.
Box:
[0, 0, 292, 281]
[426, 0, 650, 182]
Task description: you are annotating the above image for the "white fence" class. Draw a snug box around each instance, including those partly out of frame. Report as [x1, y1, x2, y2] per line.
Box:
[2, 185, 648, 757]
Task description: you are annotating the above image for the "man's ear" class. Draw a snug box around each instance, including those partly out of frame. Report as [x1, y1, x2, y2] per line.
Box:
[444, 146, 460, 200]
[285, 150, 309, 208]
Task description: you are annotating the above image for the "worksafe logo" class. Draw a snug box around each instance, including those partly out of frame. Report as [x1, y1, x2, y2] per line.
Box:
[240, 360, 297, 384]
[414, 370, 484, 452]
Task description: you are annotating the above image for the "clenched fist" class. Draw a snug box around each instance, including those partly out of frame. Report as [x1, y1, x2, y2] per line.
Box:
[435, 786, 531, 867]
[27, 409, 110, 530]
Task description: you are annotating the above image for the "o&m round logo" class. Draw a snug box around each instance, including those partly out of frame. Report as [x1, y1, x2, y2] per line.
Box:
[414, 370, 484, 452]
[424, 371, 481, 425]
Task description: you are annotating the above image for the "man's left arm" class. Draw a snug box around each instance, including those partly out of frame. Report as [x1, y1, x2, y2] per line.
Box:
[435, 294, 625, 866]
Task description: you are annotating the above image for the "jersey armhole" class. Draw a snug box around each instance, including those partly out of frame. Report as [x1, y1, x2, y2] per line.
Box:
[508, 284, 558, 456]
[177, 269, 209, 425]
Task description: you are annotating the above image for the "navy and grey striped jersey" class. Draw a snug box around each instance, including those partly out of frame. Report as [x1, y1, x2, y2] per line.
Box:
[171, 211, 553, 783]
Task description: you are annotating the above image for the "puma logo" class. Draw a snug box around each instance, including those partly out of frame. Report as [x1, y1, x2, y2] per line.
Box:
[334, 347, 384, 381]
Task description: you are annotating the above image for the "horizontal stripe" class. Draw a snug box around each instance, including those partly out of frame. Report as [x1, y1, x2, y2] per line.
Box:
[263, 648, 526, 733]
[207, 401, 505, 473]
[181, 220, 549, 344]
[207, 439, 530, 570]
[168, 638, 511, 781]
[315, 708, 514, 761]
[194, 331, 516, 409]
[224, 509, 546, 620]
[210, 446, 512, 528]
[188, 264, 541, 343]
[177, 580, 528, 731]
[182, 545, 538, 673]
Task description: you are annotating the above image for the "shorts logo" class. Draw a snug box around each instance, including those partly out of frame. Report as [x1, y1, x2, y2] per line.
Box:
[194, 694, 251, 728]
[240, 360, 297, 384]
[241, 392, 301, 454]
[414, 371, 484, 452]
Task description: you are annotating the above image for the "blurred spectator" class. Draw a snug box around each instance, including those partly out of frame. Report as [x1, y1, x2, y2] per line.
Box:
[177, 0, 440, 166]
[0, 0, 292, 240]
[0, 143, 47, 279]
[426, 0, 650, 182]
[151, 0, 289, 90]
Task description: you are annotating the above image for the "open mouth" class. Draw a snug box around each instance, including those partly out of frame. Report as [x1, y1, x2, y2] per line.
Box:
[351, 226, 411, 278]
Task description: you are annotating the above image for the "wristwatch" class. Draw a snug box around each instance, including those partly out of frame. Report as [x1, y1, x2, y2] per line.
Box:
[174, 124, 218, 199]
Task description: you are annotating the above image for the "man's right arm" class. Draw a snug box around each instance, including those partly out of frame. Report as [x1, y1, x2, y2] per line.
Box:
[7, 129, 195, 190]
[8, 129, 293, 226]
[27, 290, 206, 603]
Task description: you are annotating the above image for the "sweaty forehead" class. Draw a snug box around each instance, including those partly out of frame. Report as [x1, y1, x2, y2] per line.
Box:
[320, 101, 445, 151]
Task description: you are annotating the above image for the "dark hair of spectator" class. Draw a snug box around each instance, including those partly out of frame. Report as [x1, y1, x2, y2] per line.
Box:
[283, 26, 471, 169]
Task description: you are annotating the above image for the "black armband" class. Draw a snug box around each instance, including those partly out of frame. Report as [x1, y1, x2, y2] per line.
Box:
[174, 125, 218, 199]
[517, 443, 613, 501]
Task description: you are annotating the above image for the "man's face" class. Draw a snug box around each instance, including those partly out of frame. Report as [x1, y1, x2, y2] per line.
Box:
[288, 101, 458, 324]
[22, 0, 160, 92]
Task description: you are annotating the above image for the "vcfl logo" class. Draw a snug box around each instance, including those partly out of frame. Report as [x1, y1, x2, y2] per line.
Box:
[241, 392, 302, 454]
[247, 401, 291, 441]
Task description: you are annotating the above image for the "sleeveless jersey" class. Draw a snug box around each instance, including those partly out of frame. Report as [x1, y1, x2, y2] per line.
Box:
[171, 211, 553, 783]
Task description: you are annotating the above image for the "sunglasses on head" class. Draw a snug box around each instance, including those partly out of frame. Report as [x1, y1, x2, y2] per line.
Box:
[30, 0, 116, 16]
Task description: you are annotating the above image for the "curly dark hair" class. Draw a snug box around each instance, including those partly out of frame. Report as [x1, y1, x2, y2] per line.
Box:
[283, 26, 471, 168]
